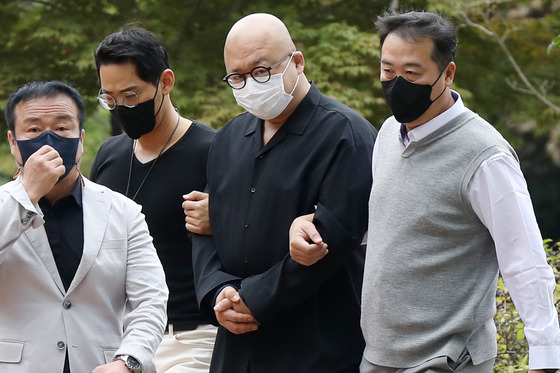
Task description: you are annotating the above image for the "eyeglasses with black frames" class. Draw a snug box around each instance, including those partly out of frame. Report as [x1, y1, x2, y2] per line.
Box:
[222, 52, 294, 90]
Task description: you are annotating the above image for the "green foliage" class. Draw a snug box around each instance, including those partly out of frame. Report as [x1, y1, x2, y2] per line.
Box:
[549, 35, 560, 54]
[494, 239, 560, 372]
[0, 139, 15, 183]
[81, 110, 112, 177]
[291, 21, 384, 124]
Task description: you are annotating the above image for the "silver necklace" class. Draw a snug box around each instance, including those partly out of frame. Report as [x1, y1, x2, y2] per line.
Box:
[125, 108, 180, 201]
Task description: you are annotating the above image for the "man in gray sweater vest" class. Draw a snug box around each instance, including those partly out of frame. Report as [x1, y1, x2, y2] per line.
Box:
[288, 11, 560, 373]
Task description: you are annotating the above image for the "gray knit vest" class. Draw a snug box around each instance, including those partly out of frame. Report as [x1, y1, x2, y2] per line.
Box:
[362, 110, 518, 367]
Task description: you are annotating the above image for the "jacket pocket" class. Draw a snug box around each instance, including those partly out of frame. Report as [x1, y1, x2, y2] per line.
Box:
[0, 340, 24, 363]
[103, 348, 118, 364]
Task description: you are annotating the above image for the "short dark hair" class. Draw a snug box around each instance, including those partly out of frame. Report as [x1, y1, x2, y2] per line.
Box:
[94, 27, 169, 85]
[5, 80, 86, 134]
[375, 11, 457, 71]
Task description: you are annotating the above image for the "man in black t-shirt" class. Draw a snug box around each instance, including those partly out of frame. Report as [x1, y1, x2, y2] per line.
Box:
[90, 27, 217, 373]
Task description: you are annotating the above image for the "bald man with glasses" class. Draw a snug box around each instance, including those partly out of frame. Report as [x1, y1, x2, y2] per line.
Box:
[187, 13, 377, 373]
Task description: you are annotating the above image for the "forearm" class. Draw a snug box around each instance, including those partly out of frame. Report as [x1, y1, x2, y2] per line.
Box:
[241, 214, 365, 324]
[192, 233, 242, 318]
[118, 204, 168, 371]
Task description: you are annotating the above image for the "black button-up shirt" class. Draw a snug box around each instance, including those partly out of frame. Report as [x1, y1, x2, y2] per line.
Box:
[193, 82, 377, 372]
[38, 179, 84, 291]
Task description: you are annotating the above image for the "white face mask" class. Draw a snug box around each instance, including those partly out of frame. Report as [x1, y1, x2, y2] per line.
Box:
[232, 54, 300, 120]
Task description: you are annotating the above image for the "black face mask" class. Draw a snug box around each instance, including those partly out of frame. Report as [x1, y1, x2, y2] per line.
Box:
[110, 85, 164, 140]
[16, 131, 80, 181]
[381, 69, 446, 124]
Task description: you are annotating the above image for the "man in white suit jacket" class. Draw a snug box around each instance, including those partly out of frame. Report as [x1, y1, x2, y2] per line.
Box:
[0, 80, 168, 373]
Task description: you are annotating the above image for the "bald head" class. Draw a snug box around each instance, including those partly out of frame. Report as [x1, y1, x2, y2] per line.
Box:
[224, 13, 296, 72]
[226, 13, 295, 53]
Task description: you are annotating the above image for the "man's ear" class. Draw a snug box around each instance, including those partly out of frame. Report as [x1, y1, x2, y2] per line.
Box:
[444, 61, 456, 87]
[293, 51, 305, 74]
[7, 131, 18, 159]
[160, 69, 175, 95]
[76, 129, 85, 166]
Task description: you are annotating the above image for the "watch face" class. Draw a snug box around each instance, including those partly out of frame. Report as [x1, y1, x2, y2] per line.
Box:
[118, 355, 141, 373]
[127, 357, 140, 369]
[126, 356, 141, 372]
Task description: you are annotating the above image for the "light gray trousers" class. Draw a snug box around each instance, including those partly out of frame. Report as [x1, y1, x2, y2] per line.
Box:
[359, 349, 495, 373]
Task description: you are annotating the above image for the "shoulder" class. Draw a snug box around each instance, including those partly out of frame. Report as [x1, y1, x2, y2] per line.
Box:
[377, 116, 400, 136]
[168, 121, 216, 160]
[186, 121, 217, 146]
[460, 109, 503, 136]
[455, 109, 515, 153]
[314, 90, 376, 136]
[96, 133, 131, 156]
[82, 177, 118, 196]
[215, 112, 255, 139]
[190, 120, 217, 137]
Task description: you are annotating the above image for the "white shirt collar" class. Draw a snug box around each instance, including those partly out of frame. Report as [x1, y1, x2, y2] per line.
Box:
[404, 90, 466, 145]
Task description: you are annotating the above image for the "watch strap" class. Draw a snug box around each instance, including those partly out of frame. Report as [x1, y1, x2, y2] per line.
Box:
[115, 355, 141, 373]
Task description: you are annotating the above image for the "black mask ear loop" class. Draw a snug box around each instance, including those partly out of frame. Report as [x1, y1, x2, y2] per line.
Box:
[75, 135, 84, 186]
[430, 64, 449, 104]
[153, 78, 165, 119]
[13, 136, 23, 179]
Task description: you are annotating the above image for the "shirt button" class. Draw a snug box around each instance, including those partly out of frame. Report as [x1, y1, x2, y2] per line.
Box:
[56, 341, 65, 350]
[244, 224, 249, 228]
[63, 300, 72, 309]
[250, 187, 256, 193]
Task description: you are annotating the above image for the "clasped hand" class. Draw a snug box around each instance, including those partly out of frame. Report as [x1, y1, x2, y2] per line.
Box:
[214, 286, 259, 334]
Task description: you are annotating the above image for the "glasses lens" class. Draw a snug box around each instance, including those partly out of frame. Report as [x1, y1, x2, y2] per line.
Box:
[97, 94, 115, 110]
[227, 74, 246, 89]
[251, 67, 271, 83]
[122, 92, 140, 108]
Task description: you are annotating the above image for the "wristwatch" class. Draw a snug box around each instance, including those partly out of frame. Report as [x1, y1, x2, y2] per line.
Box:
[115, 355, 141, 373]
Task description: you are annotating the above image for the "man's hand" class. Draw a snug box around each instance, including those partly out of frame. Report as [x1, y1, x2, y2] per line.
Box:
[289, 213, 328, 266]
[183, 191, 212, 234]
[21, 145, 65, 204]
[91, 360, 131, 372]
[214, 286, 259, 334]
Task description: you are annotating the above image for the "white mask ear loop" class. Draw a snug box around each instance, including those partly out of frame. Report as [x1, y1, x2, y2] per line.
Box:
[281, 53, 295, 75]
[289, 74, 300, 96]
[281, 53, 299, 96]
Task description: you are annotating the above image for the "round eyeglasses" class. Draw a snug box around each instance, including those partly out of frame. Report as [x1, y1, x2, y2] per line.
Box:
[97, 88, 144, 110]
[222, 52, 294, 90]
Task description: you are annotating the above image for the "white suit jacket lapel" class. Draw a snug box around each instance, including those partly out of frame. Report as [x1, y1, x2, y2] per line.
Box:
[5, 178, 65, 294]
[67, 178, 111, 294]
[24, 224, 66, 295]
